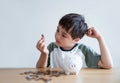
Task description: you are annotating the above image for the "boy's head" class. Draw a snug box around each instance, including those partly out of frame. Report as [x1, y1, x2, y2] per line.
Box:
[55, 13, 88, 49]
[58, 13, 88, 39]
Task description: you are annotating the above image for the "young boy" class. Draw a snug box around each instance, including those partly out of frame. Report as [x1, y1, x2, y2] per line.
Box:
[36, 13, 113, 74]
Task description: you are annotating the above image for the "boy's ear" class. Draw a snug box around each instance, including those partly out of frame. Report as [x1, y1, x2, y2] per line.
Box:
[73, 38, 80, 42]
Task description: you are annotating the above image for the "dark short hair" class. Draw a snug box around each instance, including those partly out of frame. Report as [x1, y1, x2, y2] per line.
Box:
[59, 13, 88, 39]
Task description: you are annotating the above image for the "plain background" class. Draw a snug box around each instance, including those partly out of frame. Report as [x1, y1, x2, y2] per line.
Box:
[0, 0, 120, 68]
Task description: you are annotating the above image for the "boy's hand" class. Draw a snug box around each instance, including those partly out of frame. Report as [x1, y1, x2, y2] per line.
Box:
[36, 34, 49, 55]
[86, 27, 101, 39]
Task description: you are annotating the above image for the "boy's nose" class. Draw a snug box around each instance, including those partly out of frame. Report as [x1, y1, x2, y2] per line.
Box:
[56, 33, 61, 40]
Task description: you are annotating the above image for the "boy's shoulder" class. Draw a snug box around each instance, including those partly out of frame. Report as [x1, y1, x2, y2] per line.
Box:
[77, 43, 92, 54]
[47, 42, 58, 52]
[77, 43, 89, 49]
[48, 42, 58, 48]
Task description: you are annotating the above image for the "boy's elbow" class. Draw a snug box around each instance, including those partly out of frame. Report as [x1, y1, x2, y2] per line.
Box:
[36, 65, 39, 68]
[99, 64, 113, 69]
[105, 64, 113, 69]
[108, 63, 113, 69]
[36, 64, 47, 69]
[103, 63, 114, 69]
[106, 62, 114, 69]
[98, 61, 114, 69]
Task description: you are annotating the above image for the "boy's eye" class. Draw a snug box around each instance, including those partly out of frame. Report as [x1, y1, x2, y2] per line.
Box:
[62, 34, 66, 38]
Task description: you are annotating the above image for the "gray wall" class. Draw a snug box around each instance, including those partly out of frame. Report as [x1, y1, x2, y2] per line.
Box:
[0, 0, 120, 68]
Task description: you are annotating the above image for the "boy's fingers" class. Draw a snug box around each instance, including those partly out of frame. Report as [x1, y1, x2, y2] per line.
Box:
[40, 42, 45, 50]
[36, 40, 40, 49]
[36, 34, 45, 50]
[86, 30, 90, 36]
[36, 38, 45, 50]
[36, 39, 42, 49]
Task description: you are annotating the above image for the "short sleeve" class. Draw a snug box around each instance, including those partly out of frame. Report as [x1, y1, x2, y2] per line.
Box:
[47, 42, 57, 67]
[79, 44, 101, 68]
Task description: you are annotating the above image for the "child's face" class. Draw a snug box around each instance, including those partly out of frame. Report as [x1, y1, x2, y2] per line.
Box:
[55, 25, 80, 50]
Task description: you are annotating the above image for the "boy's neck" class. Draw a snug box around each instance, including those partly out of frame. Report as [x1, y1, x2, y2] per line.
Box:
[60, 43, 78, 51]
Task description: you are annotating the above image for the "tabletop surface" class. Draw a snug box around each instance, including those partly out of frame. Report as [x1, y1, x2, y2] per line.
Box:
[0, 68, 120, 83]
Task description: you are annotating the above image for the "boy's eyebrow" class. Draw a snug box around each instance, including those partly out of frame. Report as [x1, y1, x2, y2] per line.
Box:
[57, 25, 70, 37]
[62, 32, 67, 35]
[62, 31, 70, 37]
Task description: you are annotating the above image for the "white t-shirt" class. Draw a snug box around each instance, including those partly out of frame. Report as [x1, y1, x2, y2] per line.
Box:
[47, 42, 101, 74]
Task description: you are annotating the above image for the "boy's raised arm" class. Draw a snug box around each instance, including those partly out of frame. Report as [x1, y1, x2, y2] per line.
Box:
[86, 27, 113, 69]
[36, 35, 49, 68]
[97, 35, 113, 69]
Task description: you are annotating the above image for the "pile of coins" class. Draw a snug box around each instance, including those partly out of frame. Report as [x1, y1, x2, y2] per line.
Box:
[20, 69, 68, 82]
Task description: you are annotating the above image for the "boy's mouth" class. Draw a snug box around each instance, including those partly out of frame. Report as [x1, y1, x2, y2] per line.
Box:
[56, 40, 60, 43]
[56, 40, 61, 44]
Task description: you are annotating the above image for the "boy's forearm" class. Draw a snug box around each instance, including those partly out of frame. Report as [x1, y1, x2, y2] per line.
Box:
[97, 36, 113, 69]
[36, 53, 48, 68]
